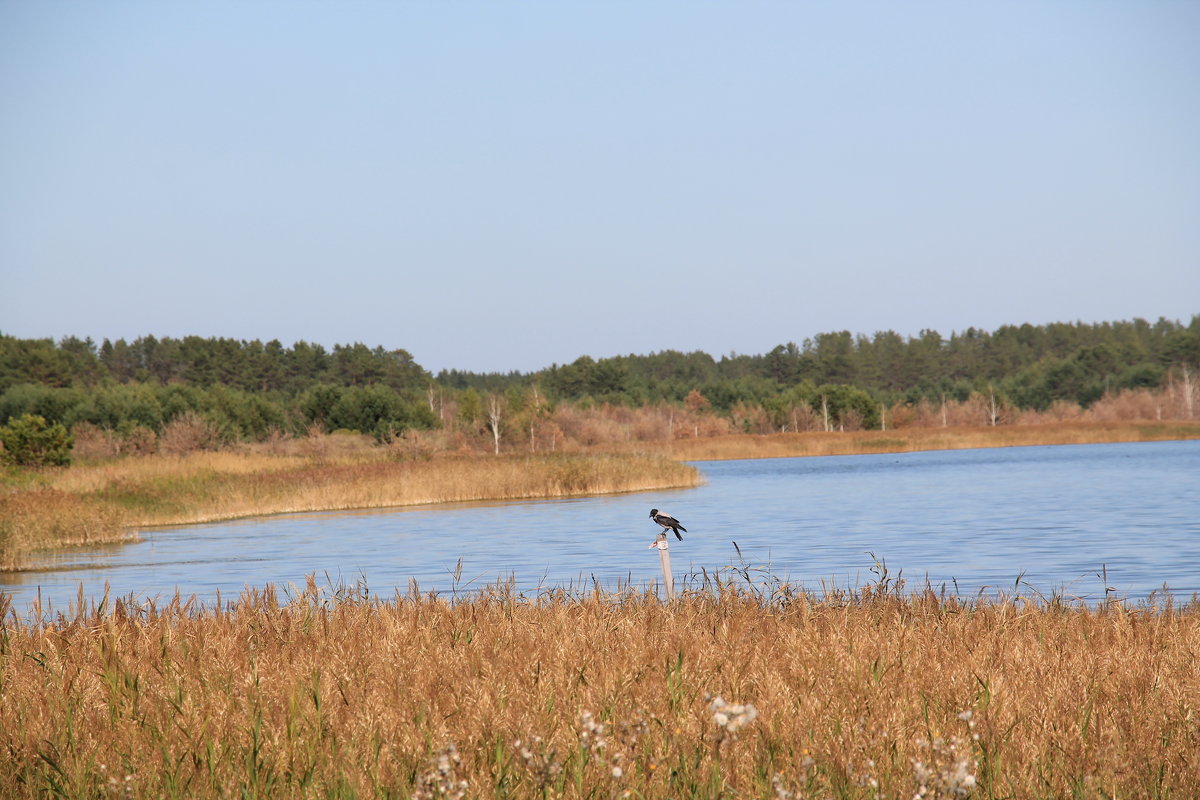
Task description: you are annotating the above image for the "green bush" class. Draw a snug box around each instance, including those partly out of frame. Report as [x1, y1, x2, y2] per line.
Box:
[0, 413, 74, 467]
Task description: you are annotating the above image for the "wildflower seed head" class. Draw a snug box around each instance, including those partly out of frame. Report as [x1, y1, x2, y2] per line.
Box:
[579, 710, 608, 751]
[412, 744, 468, 800]
[771, 772, 795, 800]
[709, 695, 759, 734]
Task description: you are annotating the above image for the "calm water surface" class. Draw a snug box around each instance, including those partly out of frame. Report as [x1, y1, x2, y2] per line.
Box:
[3, 440, 1198, 613]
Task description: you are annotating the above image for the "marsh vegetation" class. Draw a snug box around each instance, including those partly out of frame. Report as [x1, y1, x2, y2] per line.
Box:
[0, 441, 699, 570]
[2, 575, 1196, 799]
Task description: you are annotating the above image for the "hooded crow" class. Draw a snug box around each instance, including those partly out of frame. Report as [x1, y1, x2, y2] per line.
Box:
[649, 508, 686, 540]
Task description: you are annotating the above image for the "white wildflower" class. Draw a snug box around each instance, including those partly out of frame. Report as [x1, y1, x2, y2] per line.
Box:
[412, 744, 468, 800]
[580, 710, 608, 752]
[708, 694, 760, 740]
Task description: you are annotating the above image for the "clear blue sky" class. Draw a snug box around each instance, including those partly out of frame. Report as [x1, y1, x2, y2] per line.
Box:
[2, 2, 1197, 374]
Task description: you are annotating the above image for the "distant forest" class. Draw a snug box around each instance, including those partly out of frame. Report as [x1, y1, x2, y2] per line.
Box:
[1, 317, 1197, 451]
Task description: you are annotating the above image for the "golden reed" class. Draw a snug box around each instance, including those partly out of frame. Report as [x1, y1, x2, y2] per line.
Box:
[1, 578, 1196, 798]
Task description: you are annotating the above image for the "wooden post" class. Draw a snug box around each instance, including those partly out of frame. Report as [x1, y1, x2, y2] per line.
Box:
[650, 532, 675, 601]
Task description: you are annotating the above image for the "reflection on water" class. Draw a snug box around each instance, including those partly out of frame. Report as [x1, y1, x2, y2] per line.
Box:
[3, 440, 1198, 613]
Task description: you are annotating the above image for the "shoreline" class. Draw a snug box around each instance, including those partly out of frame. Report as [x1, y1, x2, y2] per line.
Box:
[3, 420, 1197, 570]
[620, 419, 1200, 461]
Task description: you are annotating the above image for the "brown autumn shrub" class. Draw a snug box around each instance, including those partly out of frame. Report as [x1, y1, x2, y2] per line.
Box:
[730, 401, 772, 434]
[630, 408, 670, 442]
[784, 403, 824, 432]
[549, 405, 587, 444]
[1163, 369, 1198, 418]
[1046, 398, 1082, 421]
[1086, 388, 1164, 422]
[252, 427, 293, 456]
[69, 422, 121, 460]
[696, 412, 734, 438]
[120, 424, 159, 456]
[839, 407, 865, 432]
[389, 429, 438, 461]
[535, 420, 565, 452]
[885, 402, 918, 429]
[158, 412, 221, 455]
[577, 416, 625, 446]
[903, 397, 945, 428]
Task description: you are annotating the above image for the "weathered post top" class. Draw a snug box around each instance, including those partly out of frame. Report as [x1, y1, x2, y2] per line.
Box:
[649, 531, 675, 601]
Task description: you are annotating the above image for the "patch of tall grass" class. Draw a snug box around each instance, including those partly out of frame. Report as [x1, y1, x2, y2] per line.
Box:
[646, 420, 1200, 461]
[0, 452, 700, 570]
[1, 575, 1196, 798]
[0, 490, 130, 570]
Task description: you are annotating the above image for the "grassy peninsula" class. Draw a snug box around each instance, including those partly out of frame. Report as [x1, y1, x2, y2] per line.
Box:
[0, 442, 699, 571]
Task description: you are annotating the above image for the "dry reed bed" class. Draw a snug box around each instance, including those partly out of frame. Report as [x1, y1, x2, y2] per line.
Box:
[0, 453, 700, 570]
[645, 420, 1200, 461]
[1, 581, 1197, 799]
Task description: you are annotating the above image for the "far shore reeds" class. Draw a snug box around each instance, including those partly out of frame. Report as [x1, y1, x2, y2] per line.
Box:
[611, 419, 1200, 461]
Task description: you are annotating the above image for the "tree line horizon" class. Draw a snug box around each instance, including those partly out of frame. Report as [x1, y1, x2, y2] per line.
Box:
[1, 316, 1197, 449]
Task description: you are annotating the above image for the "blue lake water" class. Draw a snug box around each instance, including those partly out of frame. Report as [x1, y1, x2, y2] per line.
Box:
[3, 440, 1198, 614]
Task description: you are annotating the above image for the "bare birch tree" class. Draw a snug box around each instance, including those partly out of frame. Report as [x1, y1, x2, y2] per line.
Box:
[1179, 364, 1195, 418]
[427, 384, 445, 423]
[485, 393, 503, 455]
[526, 385, 545, 452]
